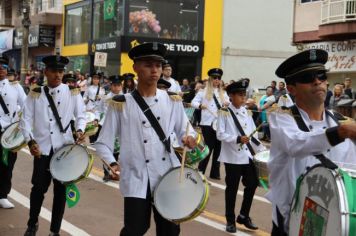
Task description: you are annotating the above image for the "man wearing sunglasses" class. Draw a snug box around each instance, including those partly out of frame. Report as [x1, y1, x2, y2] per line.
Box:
[266, 49, 356, 236]
[0, 53, 27, 209]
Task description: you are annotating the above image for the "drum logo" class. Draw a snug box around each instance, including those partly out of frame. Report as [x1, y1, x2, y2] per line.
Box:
[185, 172, 197, 184]
[306, 174, 334, 208]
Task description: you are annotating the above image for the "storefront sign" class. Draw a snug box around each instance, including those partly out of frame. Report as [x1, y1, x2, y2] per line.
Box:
[94, 52, 108, 67]
[302, 40, 356, 72]
[13, 25, 55, 49]
[89, 37, 121, 61]
[121, 36, 204, 57]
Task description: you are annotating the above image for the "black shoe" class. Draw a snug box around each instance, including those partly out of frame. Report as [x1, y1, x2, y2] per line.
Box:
[103, 173, 110, 182]
[210, 176, 221, 180]
[225, 223, 237, 233]
[24, 224, 38, 236]
[49, 232, 60, 236]
[236, 215, 258, 230]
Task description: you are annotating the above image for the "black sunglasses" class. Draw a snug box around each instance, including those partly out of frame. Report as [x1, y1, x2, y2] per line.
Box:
[212, 76, 221, 80]
[296, 72, 327, 84]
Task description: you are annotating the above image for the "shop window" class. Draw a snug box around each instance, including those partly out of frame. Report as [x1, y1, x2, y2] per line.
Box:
[93, 0, 124, 39]
[66, 56, 91, 75]
[128, 0, 201, 40]
[65, 3, 91, 45]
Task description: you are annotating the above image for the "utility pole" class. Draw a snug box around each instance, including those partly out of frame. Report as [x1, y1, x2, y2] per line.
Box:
[20, 0, 31, 86]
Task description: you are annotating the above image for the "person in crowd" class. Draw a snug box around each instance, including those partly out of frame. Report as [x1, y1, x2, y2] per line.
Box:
[161, 61, 182, 94]
[0, 54, 27, 209]
[95, 42, 197, 236]
[122, 73, 136, 94]
[101, 76, 111, 94]
[275, 81, 287, 102]
[191, 68, 229, 180]
[77, 73, 87, 96]
[328, 83, 350, 110]
[20, 55, 86, 236]
[344, 77, 354, 99]
[217, 79, 264, 233]
[324, 80, 333, 108]
[270, 80, 277, 95]
[180, 78, 190, 93]
[62, 74, 77, 87]
[6, 68, 16, 82]
[266, 49, 356, 236]
[258, 86, 276, 141]
[245, 98, 260, 126]
[83, 72, 105, 143]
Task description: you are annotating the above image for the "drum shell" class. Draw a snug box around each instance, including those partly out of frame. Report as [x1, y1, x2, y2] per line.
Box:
[253, 150, 270, 187]
[1, 122, 26, 152]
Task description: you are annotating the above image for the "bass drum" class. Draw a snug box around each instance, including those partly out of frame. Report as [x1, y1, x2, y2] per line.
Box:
[154, 166, 209, 223]
[289, 165, 356, 236]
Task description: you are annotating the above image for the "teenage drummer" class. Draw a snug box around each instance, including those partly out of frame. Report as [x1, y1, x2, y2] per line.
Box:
[20, 55, 86, 236]
[95, 42, 197, 236]
[216, 79, 264, 233]
[0, 53, 26, 209]
[267, 49, 356, 236]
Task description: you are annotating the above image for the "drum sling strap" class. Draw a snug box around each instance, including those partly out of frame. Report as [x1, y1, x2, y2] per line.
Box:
[131, 90, 171, 154]
[0, 94, 9, 115]
[44, 86, 71, 133]
[94, 85, 100, 101]
[212, 94, 222, 110]
[290, 105, 338, 170]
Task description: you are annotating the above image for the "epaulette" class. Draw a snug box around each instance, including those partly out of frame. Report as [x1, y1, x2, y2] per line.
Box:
[267, 104, 293, 116]
[69, 85, 80, 96]
[167, 91, 182, 101]
[10, 81, 18, 85]
[28, 86, 42, 99]
[218, 107, 230, 116]
[108, 95, 125, 111]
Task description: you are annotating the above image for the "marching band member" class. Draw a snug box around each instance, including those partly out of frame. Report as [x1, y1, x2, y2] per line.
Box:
[161, 61, 182, 94]
[20, 55, 86, 236]
[83, 72, 105, 143]
[267, 49, 356, 236]
[217, 79, 264, 233]
[122, 73, 136, 94]
[0, 54, 26, 209]
[95, 42, 197, 236]
[191, 68, 229, 180]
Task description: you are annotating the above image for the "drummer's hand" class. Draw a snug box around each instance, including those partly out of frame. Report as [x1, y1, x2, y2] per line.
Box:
[93, 119, 99, 126]
[240, 136, 250, 144]
[182, 135, 197, 149]
[76, 130, 85, 144]
[29, 143, 41, 158]
[110, 164, 120, 181]
[200, 104, 207, 110]
[338, 123, 356, 140]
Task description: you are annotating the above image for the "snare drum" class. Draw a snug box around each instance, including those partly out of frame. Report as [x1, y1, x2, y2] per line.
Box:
[289, 165, 356, 236]
[154, 166, 209, 223]
[1, 122, 26, 152]
[85, 112, 98, 136]
[50, 144, 94, 184]
[254, 150, 270, 189]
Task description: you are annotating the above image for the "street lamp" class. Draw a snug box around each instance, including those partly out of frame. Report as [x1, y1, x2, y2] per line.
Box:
[20, 0, 31, 86]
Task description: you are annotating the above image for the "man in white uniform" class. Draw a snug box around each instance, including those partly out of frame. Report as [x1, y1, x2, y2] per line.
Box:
[162, 61, 182, 94]
[266, 49, 356, 236]
[20, 55, 86, 236]
[95, 42, 197, 236]
[0, 54, 27, 209]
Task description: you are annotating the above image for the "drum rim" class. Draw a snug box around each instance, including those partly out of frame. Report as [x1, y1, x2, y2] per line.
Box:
[153, 166, 209, 222]
[50, 144, 91, 184]
[288, 164, 350, 236]
[1, 122, 25, 150]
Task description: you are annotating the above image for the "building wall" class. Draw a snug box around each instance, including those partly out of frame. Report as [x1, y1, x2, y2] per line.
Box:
[221, 0, 296, 89]
[294, 1, 321, 33]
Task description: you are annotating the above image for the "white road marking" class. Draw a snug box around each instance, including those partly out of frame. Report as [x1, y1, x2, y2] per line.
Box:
[8, 189, 90, 236]
[195, 216, 250, 236]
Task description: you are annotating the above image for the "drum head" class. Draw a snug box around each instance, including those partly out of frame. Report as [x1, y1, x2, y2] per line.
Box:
[337, 99, 354, 106]
[289, 166, 348, 236]
[254, 150, 270, 162]
[154, 167, 207, 222]
[86, 112, 96, 123]
[1, 122, 25, 150]
[50, 145, 90, 183]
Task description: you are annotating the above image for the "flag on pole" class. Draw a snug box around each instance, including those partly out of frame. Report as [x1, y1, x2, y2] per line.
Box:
[66, 183, 80, 208]
[2, 148, 9, 166]
[104, 0, 116, 20]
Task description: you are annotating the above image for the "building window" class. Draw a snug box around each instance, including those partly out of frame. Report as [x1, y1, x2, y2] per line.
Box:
[300, 0, 320, 3]
[67, 56, 91, 74]
[93, 0, 124, 39]
[128, 0, 201, 40]
[65, 3, 91, 45]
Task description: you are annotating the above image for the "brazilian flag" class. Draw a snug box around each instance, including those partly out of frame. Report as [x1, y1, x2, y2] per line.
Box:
[104, 0, 115, 20]
[2, 148, 9, 166]
[66, 183, 80, 208]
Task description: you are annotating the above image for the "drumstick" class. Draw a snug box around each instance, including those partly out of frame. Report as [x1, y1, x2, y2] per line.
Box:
[101, 158, 120, 176]
[239, 122, 265, 148]
[179, 122, 190, 183]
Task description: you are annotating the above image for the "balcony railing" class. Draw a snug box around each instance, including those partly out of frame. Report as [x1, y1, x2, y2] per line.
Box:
[32, 0, 63, 15]
[321, 0, 356, 24]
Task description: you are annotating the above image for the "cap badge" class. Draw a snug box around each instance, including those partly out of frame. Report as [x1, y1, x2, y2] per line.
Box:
[242, 80, 246, 87]
[310, 49, 317, 61]
[152, 42, 158, 51]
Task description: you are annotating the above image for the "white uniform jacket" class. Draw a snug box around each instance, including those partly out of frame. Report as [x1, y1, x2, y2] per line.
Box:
[84, 85, 105, 111]
[217, 105, 264, 164]
[266, 106, 356, 231]
[95, 91, 123, 126]
[20, 84, 86, 155]
[95, 89, 196, 199]
[163, 77, 181, 93]
[191, 88, 229, 126]
[0, 79, 26, 131]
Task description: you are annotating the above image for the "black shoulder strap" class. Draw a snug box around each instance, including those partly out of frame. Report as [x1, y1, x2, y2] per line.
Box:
[0, 94, 9, 115]
[290, 105, 338, 169]
[213, 94, 222, 110]
[131, 90, 171, 153]
[228, 107, 255, 156]
[44, 86, 65, 133]
[95, 85, 100, 101]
